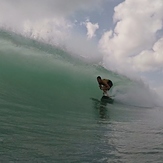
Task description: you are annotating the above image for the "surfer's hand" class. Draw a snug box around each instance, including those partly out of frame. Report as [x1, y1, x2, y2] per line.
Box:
[101, 87, 104, 90]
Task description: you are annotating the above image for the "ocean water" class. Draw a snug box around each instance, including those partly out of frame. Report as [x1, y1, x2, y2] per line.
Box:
[0, 30, 163, 163]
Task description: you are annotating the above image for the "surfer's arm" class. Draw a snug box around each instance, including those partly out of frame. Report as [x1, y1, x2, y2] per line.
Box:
[99, 84, 102, 89]
[101, 81, 110, 90]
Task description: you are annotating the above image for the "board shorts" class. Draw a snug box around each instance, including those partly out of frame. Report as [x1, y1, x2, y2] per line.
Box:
[107, 80, 113, 89]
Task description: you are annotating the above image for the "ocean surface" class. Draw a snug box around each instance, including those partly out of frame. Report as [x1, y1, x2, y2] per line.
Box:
[0, 30, 163, 163]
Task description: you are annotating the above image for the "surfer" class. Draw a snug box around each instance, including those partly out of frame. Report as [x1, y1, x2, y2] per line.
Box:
[97, 76, 113, 97]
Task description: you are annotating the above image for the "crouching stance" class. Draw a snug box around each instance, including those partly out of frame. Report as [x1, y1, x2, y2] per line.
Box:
[97, 76, 113, 97]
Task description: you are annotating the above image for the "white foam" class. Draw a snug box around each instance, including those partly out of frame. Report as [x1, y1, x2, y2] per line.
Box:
[112, 80, 159, 108]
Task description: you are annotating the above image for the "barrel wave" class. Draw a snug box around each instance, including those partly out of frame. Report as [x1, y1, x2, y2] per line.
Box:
[0, 30, 163, 163]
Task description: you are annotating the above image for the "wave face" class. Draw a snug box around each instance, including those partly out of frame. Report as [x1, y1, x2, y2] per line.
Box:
[0, 30, 163, 163]
[0, 30, 158, 108]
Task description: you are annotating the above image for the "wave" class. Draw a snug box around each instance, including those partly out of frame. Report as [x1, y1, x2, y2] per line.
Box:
[0, 30, 159, 109]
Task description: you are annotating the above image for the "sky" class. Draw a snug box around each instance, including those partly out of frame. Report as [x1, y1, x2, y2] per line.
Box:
[0, 0, 163, 94]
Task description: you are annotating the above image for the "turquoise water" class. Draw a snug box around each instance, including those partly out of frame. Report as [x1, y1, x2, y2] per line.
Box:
[0, 30, 163, 163]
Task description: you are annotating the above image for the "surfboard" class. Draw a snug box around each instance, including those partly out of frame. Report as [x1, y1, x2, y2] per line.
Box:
[101, 96, 114, 104]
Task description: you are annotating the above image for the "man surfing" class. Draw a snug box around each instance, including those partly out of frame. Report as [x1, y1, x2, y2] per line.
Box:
[97, 76, 113, 97]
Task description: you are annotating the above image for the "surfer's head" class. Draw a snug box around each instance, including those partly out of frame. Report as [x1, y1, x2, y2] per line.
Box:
[97, 76, 102, 83]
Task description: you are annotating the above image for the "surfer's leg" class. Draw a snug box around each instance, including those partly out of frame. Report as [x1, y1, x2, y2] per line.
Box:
[103, 90, 109, 96]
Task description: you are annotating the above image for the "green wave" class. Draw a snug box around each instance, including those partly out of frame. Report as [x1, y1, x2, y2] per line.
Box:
[0, 30, 157, 110]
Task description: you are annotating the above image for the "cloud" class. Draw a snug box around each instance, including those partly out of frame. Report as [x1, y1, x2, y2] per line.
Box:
[1, 0, 96, 32]
[99, 0, 163, 73]
[0, 0, 104, 61]
[133, 37, 163, 71]
[84, 20, 99, 39]
[0, 0, 103, 24]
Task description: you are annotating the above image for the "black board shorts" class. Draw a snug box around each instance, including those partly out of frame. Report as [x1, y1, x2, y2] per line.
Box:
[107, 80, 113, 89]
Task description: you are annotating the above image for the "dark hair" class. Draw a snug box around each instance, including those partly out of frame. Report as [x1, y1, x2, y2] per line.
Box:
[97, 76, 101, 79]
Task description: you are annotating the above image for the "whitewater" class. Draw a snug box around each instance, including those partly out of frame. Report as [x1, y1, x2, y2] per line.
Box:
[0, 30, 163, 163]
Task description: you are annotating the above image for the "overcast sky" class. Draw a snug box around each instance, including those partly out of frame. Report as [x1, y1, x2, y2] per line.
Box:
[0, 0, 163, 91]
